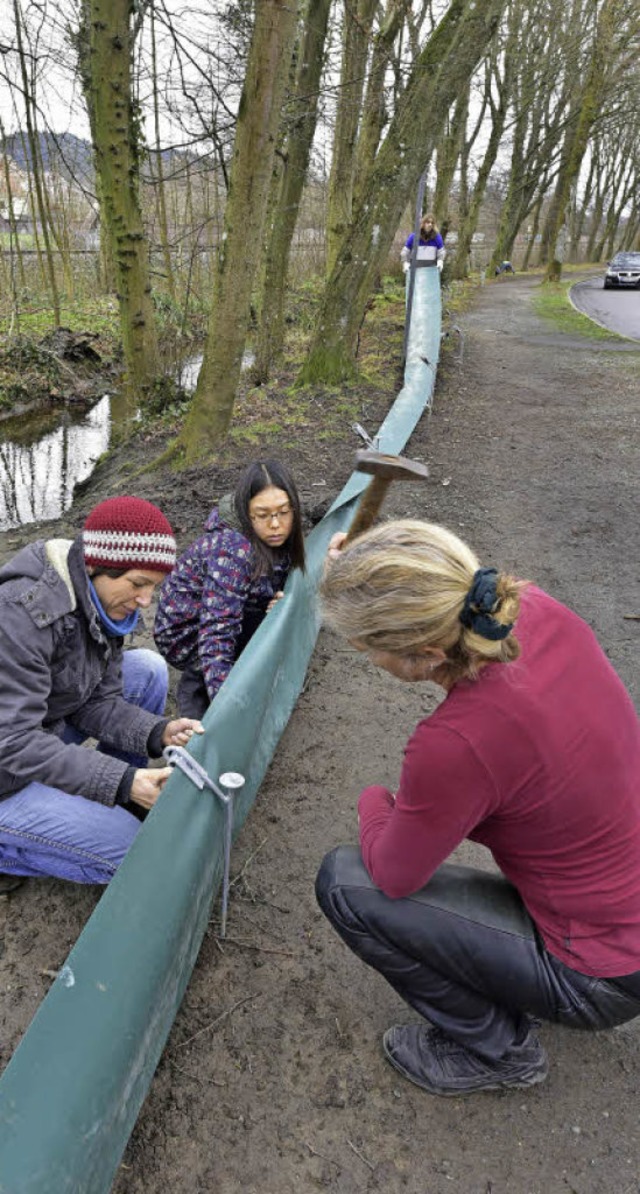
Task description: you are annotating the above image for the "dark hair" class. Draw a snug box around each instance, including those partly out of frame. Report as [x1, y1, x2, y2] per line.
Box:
[87, 566, 130, 579]
[234, 459, 306, 578]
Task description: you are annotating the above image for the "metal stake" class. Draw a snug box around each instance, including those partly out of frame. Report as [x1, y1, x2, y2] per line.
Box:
[352, 422, 380, 452]
[163, 746, 245, 938]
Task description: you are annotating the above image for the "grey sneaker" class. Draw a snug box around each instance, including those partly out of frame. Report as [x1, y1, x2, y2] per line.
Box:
[382, 1023, 548, 1096]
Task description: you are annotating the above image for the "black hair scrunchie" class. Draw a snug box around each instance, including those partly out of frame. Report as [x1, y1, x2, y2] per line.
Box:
[459, 567, 513, 642]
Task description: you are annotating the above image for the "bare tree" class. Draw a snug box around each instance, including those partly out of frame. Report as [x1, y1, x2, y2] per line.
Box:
[325, 0, 378, 274]
[299, 0, 506, 386]
[253, 0, 333, 384]
[177, 0, 298, 460]
[12, 0, 61, 323]
[76, 0, 158, 392]
[542, 0, 639, 281]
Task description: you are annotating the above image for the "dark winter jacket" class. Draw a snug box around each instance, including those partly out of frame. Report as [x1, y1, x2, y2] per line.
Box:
[153, 496, 290, 702]
[0, 537, 166, 805]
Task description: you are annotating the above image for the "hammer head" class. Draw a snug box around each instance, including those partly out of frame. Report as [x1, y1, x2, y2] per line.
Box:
[354, 448, 429, 481]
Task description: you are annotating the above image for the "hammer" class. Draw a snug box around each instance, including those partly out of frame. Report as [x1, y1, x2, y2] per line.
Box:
[345, 447, 429, 544]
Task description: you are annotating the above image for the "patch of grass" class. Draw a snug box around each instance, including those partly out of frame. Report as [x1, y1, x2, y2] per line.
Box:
[0, 296, 120, 343]
[531, 281, 624, 340]
[441, 272, 485, 318]
[227, 419, 283, 446]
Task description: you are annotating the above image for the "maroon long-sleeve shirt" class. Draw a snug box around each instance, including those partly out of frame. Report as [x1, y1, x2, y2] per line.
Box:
[358, 586, 640, 977]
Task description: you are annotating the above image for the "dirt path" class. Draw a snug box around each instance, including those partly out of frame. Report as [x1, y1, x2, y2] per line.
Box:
[2, 277, 639, 1193]
[108, 277, 638, 1194]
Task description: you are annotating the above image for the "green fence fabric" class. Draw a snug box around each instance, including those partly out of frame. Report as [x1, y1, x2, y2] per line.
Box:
[0, 268, 441, 1193]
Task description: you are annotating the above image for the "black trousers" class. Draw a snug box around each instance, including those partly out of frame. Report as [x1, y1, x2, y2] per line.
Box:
[176, 662, 209, 720]
[176, 608, 267, 719]
[316, 846, 640, 1061]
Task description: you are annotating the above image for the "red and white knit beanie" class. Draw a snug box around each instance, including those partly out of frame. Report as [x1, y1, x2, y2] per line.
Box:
[83, 496, 176, 574]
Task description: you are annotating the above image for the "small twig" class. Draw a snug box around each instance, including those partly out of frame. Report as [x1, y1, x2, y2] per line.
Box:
[623, 614, 640, 621]
[230, 837, 269, 888]
[32, 343, 82, 382]
[305, 1141, 340, 1170]
[175, 993, 260, 1049]
[213, 935, 297, 957]
[346, 1139, 375, 1171]
[234, 906, 290, 941]
[235, 891, 290, 914]
[168, 1059, 226, 1086]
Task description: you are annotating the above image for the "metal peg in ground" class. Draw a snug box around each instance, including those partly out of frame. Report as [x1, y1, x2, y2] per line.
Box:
[344, 448, 429, 544]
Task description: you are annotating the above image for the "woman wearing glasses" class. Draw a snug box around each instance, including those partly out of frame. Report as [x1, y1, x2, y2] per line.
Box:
[154, 460, 305, 718]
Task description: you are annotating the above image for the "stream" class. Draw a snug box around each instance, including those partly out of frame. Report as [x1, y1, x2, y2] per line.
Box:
[0, 348, 256, 532]
[0, 395, 112, 531]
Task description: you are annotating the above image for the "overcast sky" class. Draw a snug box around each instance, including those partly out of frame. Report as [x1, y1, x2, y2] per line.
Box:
[0, 0, 228, 144]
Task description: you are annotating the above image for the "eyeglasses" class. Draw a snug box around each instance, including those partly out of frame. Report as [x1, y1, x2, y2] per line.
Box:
[250, 504, 293, 525]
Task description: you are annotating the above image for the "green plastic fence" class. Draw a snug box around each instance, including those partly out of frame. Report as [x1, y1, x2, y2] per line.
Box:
[0, 268, 440, 1193]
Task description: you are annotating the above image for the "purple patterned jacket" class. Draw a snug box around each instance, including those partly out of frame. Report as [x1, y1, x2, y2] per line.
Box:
[153, 498, 290, 701]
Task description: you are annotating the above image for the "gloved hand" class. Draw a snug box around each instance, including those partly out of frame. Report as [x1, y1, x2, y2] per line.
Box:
[402, 262, 410, 275]
[437, 259, 444, 273]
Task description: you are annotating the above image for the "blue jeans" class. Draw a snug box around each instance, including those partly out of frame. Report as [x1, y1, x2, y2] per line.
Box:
[0, 649, 168, 885]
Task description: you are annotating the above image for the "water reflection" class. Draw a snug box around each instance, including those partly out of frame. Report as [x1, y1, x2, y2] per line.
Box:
[179, 349, 255, 393]
[0, 396, 111, 531]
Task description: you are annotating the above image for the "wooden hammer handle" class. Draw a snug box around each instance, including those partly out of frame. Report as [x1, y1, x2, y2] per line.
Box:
[345, 476, 392, 543]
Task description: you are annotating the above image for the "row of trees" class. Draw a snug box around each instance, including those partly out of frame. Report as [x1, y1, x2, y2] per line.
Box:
[1, 0, 639, 461]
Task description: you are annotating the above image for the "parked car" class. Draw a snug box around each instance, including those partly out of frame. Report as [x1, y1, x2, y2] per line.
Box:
[603, 251, 640, 289]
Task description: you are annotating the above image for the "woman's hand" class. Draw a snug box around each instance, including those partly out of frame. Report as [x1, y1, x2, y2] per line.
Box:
[130, 766, 173, 810]
[327, 532, 348, 560]
[267, 590, 285, 611]
[162, 718, 205, 747]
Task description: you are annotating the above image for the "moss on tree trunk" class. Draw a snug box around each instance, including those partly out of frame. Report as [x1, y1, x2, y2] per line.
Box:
[85, 0, 158, 394]
[179, 0, 297, 463]
[300, 0, 506, 386]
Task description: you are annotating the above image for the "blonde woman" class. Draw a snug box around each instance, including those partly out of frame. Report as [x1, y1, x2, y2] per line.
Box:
[317, 521, 640, 1096]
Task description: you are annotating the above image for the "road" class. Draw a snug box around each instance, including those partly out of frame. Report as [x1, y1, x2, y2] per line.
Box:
[571, 274, 640, 340]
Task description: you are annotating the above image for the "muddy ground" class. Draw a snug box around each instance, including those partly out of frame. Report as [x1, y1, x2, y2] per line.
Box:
[1, 275, 639, 1193]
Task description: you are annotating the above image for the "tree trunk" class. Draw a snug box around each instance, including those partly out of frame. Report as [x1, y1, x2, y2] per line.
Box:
[178, 0, 298, 461]
[585, 172, 607, 261]
[150, 8, 177, 304]
[299, 0, 505, 386]
[543, 0, 616, 282]
[253, 0, 332, 384]
[433, 87, 468, 227]
[352, 0, 410, 208]
[0, 115, 26, 299]
[621, 208, 639, 251]
[326, 0, 378, 274]
[81, 0, 158, 391]
[569, 149, 597, 259]
[13, 0, 61, 324]
[450, 86, 507, 280]
[520, 196, 542, 270]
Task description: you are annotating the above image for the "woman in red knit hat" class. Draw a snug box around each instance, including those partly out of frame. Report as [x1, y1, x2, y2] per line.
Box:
[0, 495, 203, 889]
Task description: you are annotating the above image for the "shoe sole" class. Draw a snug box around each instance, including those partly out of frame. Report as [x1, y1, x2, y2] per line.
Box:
[383, 1036, 548, 1097]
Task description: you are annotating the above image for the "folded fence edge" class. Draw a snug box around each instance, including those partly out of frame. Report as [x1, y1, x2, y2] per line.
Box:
[0, 269, 441, 1193]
